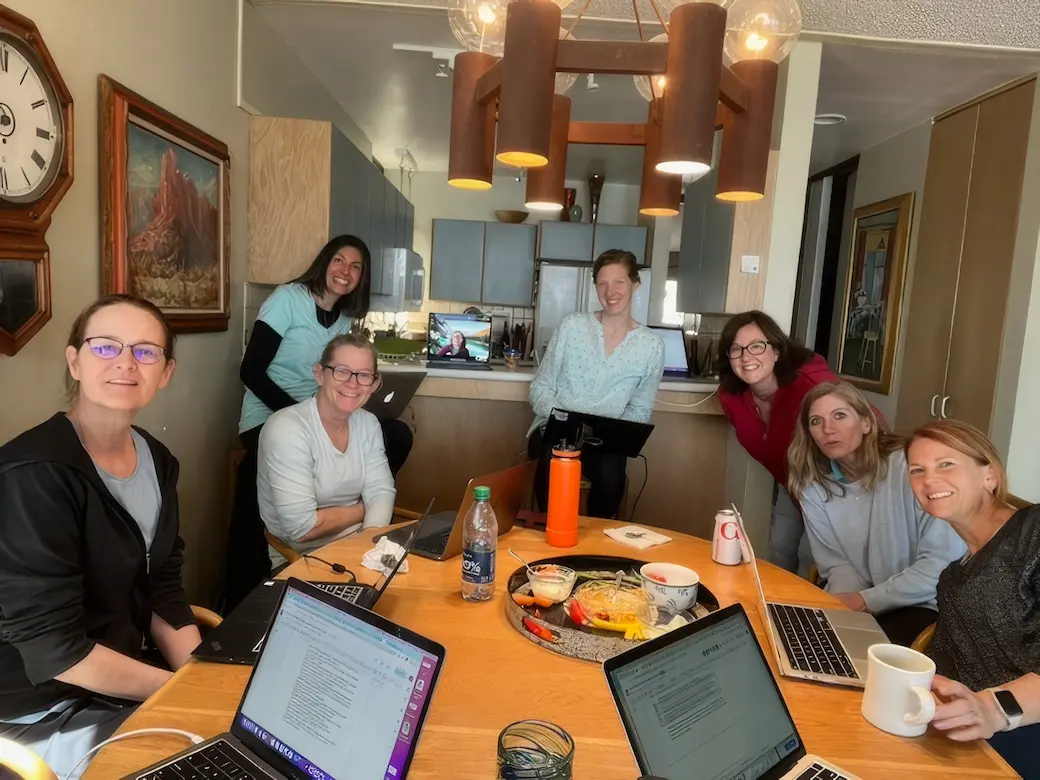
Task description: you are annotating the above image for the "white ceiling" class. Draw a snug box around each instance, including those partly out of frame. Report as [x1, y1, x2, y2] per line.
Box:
[255, 2, 1040, 184]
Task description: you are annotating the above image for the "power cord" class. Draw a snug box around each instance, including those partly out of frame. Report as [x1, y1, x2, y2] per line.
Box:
[654, 386, 719, 409]
[630, 454, 649, 521]
[65, 728, 204, 780]
[303, 554, 356, 581]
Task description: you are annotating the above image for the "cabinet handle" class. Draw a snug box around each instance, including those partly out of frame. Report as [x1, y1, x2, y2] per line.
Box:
[940, 396, 950, 419]
[930, 395, 939, 417]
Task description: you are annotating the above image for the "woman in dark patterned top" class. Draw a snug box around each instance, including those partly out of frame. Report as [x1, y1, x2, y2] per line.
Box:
[906, 420, 1039, 779]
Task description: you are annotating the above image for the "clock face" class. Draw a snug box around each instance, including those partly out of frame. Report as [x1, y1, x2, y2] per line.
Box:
[0, 32, 64, 204]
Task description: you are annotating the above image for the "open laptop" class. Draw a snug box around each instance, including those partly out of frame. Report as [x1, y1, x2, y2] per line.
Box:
[363, 370, 425, 420]
[603, 603, 859, 780]
[128, 579, 445, 780]
[426, 312, 493, 371]
[732, 504, 889, 689]
[649, 325, 690, 380]
[375, 461, 535, 561]
[541, 408, 654, 459]
[194, 499, 435, 665]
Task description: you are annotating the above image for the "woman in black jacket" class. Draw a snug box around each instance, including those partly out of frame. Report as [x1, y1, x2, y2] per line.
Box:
[0, 295, 199, 778]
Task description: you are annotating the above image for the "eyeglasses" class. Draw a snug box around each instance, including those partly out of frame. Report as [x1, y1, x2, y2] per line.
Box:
[727, 340, 770, 360]
[83, 337, 166, 365]
[322, 365, 377, 386]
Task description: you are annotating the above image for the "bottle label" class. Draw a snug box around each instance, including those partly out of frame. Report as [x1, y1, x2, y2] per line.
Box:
[462, 548, 495, 585]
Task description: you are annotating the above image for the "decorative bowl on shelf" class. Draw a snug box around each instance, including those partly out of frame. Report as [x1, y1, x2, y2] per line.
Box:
[494, 209, 529, 224]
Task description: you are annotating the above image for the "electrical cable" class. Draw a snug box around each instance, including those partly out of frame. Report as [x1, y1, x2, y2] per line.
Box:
[302, 554, 356, 581]
[64, 728, 204, 780]
[631, 454, 649, 521]
[653, 386, 719, 409]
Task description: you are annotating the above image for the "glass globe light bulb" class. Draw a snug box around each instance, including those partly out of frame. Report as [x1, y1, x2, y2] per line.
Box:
[632, 32, 669, 102]
[448, 0, 511, 56]
[555, 28, 579, 95]
[723, 0, 802, 64]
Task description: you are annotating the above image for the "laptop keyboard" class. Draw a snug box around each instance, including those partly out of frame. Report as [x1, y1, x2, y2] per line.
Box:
[768, 604, 859, 679]
[795, 762, 849, 780]
[139, 741, 261, 779]
[312, 581, 365, 604]
[415, 527, 451, 555]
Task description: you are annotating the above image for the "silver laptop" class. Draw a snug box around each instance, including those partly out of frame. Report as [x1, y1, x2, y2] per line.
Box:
[363, 370, 425, 420]
[732, 504, 889, 689]
[603, 603, 859, 780]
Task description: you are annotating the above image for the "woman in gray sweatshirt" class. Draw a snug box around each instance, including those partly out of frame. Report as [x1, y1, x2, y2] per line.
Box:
[787, 381, 966, 646]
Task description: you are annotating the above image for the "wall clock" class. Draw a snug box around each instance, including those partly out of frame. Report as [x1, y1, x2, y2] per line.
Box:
[0, 5, 73, 356]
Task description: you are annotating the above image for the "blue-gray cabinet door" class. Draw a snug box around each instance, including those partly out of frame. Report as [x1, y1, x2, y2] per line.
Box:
[592, 224, 649, 266]
[538, 221, 594, 262]
[367, 167, 386, 294]
[379, 179, 399, 295]
[430, 219, 485, 303]
[676, 168, 735, 314]
[403, 200, 414, 252]
[481, 223, 537, 306]
[328, 129, 355, 240]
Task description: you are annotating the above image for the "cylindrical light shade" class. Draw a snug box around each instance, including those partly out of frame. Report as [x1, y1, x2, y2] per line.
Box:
[525, 95, 572, 211]
[639, 114, 681, 216]
[716, 59, 779, 202]
[656, 2, 727, 176]
[448, 51, 497, 190]
[496, 0, 561, 168]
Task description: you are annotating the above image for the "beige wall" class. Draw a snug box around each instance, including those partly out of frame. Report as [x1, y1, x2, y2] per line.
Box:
[0, 0, 250, 604]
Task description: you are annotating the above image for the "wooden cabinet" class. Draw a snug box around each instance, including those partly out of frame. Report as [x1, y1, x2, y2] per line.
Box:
[592, 224, 649, 266]
[248, 116, 413, 286]
[431, 220, 538, 306]
[482, 223, 538, 306]
[895, 81, 1035, 434]
[676, 167, 736, 314]
[538, 222, 594, 262]
[431, 219, 485, 303]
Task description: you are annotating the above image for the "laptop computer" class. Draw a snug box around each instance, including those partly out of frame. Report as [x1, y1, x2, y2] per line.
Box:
[128, 578, 445, 780]
[374, 461, 535, 561]
[426, 312, 493, 370]
[603, 603, 859, 780]
[363, 370, 425, 420]
[194, 499, 435, 665]
[731, 504, 889, 689]
[541, 408, 654, 459]
[649, 325, 690, 380]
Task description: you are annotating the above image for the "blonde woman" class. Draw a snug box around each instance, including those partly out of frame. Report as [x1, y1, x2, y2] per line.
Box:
[906, 421, 1039, 778]
[787, 381, 965, 645]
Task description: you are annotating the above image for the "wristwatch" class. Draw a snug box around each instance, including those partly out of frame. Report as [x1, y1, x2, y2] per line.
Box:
[991, 689, 1024, 732]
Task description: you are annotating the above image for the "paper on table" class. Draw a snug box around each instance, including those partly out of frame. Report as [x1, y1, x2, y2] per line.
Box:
[604, 525, 672, 550]
[362, 537, 409, 576]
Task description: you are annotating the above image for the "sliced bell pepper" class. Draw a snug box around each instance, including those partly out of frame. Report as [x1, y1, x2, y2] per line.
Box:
[522, 616, 557, 643]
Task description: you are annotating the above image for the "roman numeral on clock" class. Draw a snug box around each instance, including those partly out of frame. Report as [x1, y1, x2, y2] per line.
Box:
[0, 167, 7, 192]
[31, 150, 46, 170]
[37, 127, 50, 140]
[31, 99, 46, 110]
[0, 46, 8, 73]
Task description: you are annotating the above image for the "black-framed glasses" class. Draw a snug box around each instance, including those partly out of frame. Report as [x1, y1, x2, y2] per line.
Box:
[83, 337, 166, 365]
[727, 340, 770, 360]
[322, 365, 377, 386]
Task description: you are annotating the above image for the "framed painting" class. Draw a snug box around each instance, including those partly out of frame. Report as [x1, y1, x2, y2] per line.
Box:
[99, 75, 230, 333]
[836, 193, 914, 394]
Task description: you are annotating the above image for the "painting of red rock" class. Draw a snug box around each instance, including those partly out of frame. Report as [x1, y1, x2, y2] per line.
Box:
[125, 121, 222, 311]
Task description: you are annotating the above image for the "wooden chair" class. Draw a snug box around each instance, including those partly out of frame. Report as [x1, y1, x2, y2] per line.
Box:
[190, 604, 223, 632]
[264, 528, 301, 564]
[0, 738, 57, 780]
[911, 623, 936, 654]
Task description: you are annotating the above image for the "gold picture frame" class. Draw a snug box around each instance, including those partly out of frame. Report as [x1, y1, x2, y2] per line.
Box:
[836, 193, 914, 395]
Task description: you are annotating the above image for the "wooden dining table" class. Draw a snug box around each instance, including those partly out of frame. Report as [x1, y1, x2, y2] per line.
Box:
[86, 518, 1017, 779]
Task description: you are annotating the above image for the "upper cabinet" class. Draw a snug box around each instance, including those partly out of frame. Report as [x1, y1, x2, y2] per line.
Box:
[248, 116, 413, 287]
[592, 224, 649, 266]
[482, 223, 538, 306]
[537, 221, 648, 265]
[431, 219, 538, 307]
[431, 219, 486, 303]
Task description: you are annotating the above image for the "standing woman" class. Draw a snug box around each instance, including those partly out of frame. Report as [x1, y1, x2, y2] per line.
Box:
[528, 249, 664, 520]
[717, 311, 839, 575]
[0, 296, 199, 778]
[225, 235, 412, 610]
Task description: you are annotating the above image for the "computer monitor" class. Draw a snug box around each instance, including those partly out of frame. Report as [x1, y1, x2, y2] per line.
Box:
[650, 325, 689, 377]
[427, 313, 491, 364]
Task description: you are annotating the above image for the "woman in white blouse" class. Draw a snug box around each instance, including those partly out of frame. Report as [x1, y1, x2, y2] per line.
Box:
[527, 249, 664, 519]
[257, 333, 395, 566]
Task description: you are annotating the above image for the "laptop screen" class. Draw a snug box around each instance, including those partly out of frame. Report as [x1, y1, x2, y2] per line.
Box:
[235, 587, 440, 780]
[650, 326, 689, 375]
[607, 610, 802, 779]
[427, 312, 491, 363]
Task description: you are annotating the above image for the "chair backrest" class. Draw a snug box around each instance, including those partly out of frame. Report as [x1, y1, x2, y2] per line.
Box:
[911, 623, 936, 654]
[264, 527, 301, 563]
[0, 738, 58, 780]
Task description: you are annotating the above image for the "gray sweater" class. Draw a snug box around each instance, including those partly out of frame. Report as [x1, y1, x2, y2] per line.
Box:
[798, 451, 967, 614]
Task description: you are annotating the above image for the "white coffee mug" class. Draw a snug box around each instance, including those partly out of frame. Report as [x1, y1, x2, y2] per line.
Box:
[861, 644, 937, 737]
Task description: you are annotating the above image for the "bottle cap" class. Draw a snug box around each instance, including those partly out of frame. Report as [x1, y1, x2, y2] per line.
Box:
[474, 485, 491, 501]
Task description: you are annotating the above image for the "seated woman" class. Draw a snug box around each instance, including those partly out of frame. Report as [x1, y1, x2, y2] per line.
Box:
[906, 420, 1040, 779]
[437, 330, 470, 359]
[0, 295, 200, 779]
[527, 249, 664, 519]
[787, 381, 965, 646]
[257, 333, 395, 566]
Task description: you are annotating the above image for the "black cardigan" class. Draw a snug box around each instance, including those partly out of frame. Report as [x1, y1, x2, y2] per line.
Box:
[0, 414, 194, 719]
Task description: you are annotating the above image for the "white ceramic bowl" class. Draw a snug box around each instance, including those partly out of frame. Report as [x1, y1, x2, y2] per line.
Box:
[639, 562, 699, 611]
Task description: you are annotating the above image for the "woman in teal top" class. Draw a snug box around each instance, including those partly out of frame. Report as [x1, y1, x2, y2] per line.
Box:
[224, 235, 412, 610]
[527, 249, 664, 519]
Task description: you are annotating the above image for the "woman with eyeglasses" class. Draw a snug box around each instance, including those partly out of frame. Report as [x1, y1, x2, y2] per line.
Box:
[717, 311, 840, 575]
[0, 295, 199, 778]
[256, 334, 395, 566]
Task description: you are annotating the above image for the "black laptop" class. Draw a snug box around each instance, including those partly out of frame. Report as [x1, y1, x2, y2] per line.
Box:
[194, 500, 434, 665]
[127, 578, 446, 780]
[541, 408, 654, 459]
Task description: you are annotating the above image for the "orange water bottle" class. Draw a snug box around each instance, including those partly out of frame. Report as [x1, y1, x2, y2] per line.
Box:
[546, 447, 580, 547]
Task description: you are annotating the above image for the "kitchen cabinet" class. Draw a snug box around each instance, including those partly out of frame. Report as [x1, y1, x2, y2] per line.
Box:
[482, 223, 538, 306]
[592, 224, 649, 266]
[676, 167, 735, 314]
[431, 219, 485, 303]
[896, 80, 1035, 434]
[538, 222, 594, 262]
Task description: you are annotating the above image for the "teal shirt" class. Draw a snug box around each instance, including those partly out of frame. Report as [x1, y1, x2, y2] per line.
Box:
[529, 312, 664, 436]
[239, 283, 352, 434]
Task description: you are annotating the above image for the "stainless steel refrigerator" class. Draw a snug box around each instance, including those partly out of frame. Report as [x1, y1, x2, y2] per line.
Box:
[534, 262, 652, 357]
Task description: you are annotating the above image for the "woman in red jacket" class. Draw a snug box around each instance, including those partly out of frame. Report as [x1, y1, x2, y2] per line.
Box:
[717, 311, 839, 575]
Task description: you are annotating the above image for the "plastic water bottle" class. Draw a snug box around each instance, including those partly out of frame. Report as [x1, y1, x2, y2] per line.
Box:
[461, 485, 497, 602]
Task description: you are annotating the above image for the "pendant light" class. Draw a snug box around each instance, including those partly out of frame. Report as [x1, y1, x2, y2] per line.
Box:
[448, 51, 497, 190]
[525, 95, 572, 211]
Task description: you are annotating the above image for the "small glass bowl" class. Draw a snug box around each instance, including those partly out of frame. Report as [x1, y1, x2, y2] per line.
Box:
[526, 565, 577, 604]
[636, 602, 695, 640]
[498, 720, 575, 779]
